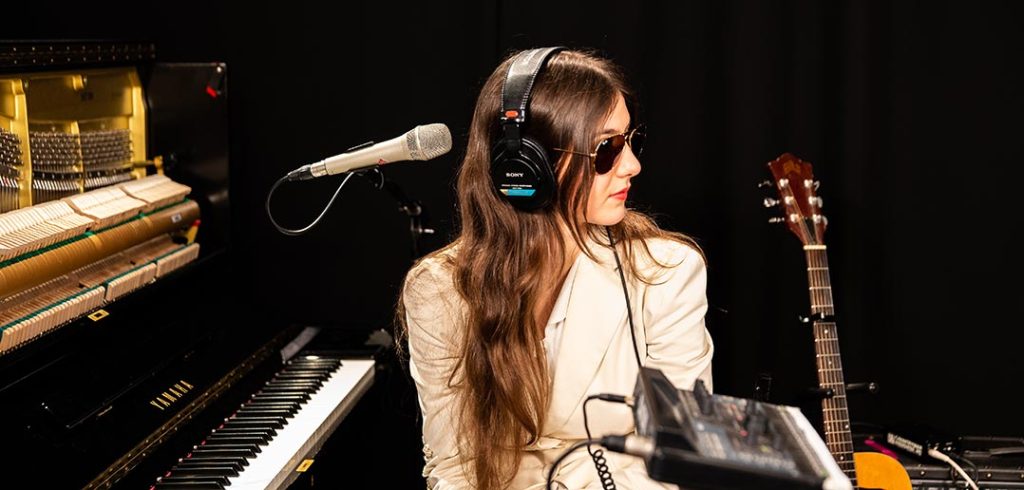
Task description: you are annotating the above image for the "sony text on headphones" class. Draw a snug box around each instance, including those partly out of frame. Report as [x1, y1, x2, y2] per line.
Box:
[490, 46, 565, 211]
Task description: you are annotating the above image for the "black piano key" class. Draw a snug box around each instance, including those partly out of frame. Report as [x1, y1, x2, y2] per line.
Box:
[288, 358, 341, 364]
[255, 388, 317, 397]
[169, 466, 239, 477]
[204, 435, 269, 446]
[278, 368, 334, 375]
[267, 374, 326, 380]
[270, 376, 325, 384]
[221, 419, 284, 430]
[278, 366, 333, 374]
[282, 366, 337, 372]
[175, 460, 245, 472]
[241, 401, 301, 409]
[153, 482, 223, 490]
[251, 392, 311, 401]
[234, 408, 296, 418]
[288, 356, 340, 362]
[227, 415, 287, 427]
[189, 447, 256, 459]
[184, 453, 249, 466]
[231, 413, 290, 423]
[196, 442, 261, 454]
[247, 394, 309, 402]
[207, 430, 272, 440]
[264, 378, 323, 384]
[158, 474, 232, 486]
[211, 426, 277, 437]
[261, 382, 322, 391]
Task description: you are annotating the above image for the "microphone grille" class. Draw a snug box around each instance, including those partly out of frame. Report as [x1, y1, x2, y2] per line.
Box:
[407, 123, 453, 160]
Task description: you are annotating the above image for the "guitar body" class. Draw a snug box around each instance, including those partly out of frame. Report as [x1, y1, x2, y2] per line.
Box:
[854, 452, 913, 490]
[766, 154, 914, 490]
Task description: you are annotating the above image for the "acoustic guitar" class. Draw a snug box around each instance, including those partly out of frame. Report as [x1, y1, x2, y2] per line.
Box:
[766, 153, 912, 490]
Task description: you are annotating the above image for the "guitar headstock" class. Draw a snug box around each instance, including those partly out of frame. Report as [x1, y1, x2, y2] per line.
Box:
[764, 153, 827, 246]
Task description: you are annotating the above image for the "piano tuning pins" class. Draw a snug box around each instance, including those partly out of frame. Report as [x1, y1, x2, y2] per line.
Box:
[1, 128, 25, 212]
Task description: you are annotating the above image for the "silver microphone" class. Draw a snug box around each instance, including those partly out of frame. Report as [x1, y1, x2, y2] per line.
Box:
[287, 123, 452, 181]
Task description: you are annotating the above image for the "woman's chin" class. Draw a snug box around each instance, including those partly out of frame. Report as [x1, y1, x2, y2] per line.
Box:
[587, 206, 627, 226]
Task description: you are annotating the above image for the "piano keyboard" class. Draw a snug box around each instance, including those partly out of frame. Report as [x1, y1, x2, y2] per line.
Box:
[151, 356, 375, 490]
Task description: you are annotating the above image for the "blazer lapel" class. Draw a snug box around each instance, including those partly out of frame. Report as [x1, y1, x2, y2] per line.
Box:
[546, 248, 627, 432]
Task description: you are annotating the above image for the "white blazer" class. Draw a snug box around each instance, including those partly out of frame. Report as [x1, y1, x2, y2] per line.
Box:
[403, 237, 715, 489]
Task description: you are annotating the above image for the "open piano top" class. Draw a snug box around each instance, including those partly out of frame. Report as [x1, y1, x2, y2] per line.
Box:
[0, 40, 380, 489]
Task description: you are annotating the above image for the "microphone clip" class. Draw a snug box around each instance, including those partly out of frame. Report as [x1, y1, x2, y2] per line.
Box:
[354, 167, 434, 260]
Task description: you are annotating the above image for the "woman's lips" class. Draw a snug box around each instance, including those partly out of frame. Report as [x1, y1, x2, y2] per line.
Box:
[610, 187, 629, 200]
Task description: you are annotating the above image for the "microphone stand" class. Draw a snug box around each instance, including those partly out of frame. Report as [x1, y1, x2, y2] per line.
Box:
[355, 167, 433, 261]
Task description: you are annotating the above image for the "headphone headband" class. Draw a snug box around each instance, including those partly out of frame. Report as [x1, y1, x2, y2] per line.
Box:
[491, 46, 566, 211]
[500, 47, 565, 130]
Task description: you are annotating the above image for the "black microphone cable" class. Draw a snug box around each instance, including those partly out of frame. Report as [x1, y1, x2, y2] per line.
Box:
[583, 393, 633, 490]
[265, 171, 355, 236]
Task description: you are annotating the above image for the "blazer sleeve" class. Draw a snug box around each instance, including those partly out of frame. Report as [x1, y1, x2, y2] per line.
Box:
[641, 242, 715, 392]
[403, 261, 472, 489]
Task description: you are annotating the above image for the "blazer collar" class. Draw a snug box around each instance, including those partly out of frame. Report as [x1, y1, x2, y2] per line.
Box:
[546, 238, 628, 432]
[546, 252, 583, 327]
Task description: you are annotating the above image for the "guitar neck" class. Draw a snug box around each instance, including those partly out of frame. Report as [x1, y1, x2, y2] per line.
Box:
[805, 245, 857, 483]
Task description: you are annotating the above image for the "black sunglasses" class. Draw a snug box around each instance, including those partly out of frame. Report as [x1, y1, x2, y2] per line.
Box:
[554, 125, 646, 175]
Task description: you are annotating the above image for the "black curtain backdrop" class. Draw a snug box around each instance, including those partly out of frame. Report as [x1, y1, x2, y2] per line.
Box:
[10, 0, 1023, 459]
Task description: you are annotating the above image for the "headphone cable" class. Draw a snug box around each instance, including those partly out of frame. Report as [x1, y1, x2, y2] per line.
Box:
[605, 226, 643, 369]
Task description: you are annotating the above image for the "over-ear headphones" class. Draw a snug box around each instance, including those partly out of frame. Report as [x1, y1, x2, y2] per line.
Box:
[491, 46, 565, 211]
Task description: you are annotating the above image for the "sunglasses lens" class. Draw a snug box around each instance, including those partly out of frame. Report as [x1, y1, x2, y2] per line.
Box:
[594, 134, 625, 174]
[629, 129, 646, 156]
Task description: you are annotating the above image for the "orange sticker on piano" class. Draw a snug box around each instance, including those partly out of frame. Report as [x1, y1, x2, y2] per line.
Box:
[296, 459, 315, 472]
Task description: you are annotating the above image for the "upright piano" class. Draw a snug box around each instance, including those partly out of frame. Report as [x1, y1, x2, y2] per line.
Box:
[0, 40, 381, 489]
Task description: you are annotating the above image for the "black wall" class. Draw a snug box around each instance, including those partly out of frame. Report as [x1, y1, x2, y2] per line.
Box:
[11, 0, 1022, 453]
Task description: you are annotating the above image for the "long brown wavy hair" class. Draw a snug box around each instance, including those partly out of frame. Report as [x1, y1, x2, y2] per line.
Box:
[399, 48, 699, 489]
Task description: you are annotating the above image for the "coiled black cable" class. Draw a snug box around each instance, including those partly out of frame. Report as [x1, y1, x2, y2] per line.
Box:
[584, 395, 617, 489]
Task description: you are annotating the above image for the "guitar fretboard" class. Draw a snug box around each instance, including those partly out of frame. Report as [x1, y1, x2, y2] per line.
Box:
[805, 245, 857, 485]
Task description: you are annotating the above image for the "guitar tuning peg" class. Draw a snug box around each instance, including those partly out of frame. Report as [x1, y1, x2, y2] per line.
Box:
[763, 197, 779, 208]
[757, 180, 774, 189]
[768, 217, 786, 224]
[814, 181, 821, 190]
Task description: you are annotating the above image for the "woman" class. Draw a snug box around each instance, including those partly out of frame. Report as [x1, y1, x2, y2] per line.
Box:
[400, 47, 714, 489]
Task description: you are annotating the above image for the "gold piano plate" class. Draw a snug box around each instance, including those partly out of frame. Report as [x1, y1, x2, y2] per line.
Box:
[87, 309, 109, 321]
